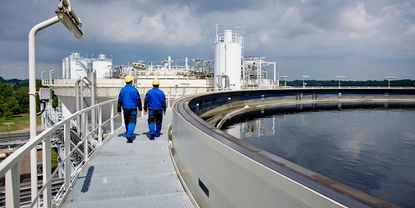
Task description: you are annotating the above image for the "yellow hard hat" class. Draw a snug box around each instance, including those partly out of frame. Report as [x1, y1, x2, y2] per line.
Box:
[124, 76, 133, 83]
[152, 78, 160, 85]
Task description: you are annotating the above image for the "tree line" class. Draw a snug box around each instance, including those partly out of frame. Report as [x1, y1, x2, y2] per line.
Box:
[286, 79, 415, 87]
[0, 77, 42, 119]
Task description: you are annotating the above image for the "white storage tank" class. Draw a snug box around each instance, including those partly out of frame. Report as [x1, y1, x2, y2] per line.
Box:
[61, 53, 113, 79]
[65, 53, 88, 79]
[214, 29, 243, 90]
[93, 53, 112, 79]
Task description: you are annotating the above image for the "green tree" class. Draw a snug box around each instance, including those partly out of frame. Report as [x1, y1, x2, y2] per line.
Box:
[4, 97, 20, 115]
[15, 86, 29, 114]
[52, 96, 59, 109]
[0, 83, 14, 117]
[3, 111, 13, 119]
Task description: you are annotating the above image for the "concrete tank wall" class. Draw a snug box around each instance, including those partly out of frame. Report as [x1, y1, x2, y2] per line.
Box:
[171, 88, 413, 208]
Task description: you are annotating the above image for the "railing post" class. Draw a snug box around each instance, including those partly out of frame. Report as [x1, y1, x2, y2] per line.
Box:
[98, 106, 103, 145]
[168, 90, 171, 108]
[83, 112, 89, 162]
[110, 102, 115, 133]
[42, 135, 52, 208]
[5, 164, 20, 208]
[64, 122, 70, 191]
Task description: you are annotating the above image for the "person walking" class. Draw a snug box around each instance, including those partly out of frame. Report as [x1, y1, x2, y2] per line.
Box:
[117, 75, 142, 143]
[144, 78, 166, 140]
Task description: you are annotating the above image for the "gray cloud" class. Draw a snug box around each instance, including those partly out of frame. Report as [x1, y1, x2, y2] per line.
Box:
[0, 0, 414, 80]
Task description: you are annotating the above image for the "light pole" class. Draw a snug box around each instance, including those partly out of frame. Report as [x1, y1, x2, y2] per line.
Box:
[28, 0, 83, 206]
[337, 76, 346, 88]
[41, 70, 45, 83]
[302, 75, 310, 88]
[2, 122, 14, 150]
[280, 76, 288, 88]
[49, 69, 54, 85]
[216, 23, 222, 42]
[386, 76, 396, 88]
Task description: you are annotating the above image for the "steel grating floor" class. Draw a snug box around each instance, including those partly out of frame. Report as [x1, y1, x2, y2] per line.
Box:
[61, 109, 195, 208]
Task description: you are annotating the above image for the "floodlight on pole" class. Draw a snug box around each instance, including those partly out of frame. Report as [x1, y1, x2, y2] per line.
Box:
[55, 0, 83, 39]
[386, 76, 396, 88]
[337, 76, 346, 88]
[216, 23, 222, 42]
[27, 0, 83, 206]
[302, 75, 310, 89]
[49, 70, 55, 85]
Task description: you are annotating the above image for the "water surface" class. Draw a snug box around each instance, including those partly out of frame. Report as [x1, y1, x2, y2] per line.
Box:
[224, 109, 415, 208]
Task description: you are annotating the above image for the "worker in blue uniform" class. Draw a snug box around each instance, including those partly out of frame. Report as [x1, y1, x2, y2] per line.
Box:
[144, 79, 166, 140]
[117, 75, 142, 143]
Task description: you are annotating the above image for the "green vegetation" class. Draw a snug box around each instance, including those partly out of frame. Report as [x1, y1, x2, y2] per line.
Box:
[0, 76, 413, 132]
[0, 77, 42, 119]
[286, 79, 415, 87]
[0, 77, 58, 174]
[51, 148, 59, 170]
[0, 113, 41, 133]
[0, 77, 44, 132]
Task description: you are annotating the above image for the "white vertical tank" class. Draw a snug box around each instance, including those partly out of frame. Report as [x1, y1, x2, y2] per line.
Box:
[63, 57, 70, 78]
[68, 53, 88, 78]
[214, 29, 243, 90]
[92, 53, 113, 79]
[61, 53, 113, 79]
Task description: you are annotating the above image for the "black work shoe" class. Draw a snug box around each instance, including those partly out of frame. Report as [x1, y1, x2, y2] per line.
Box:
[150, 134, 155, 140]
[127, 137, 133, 143]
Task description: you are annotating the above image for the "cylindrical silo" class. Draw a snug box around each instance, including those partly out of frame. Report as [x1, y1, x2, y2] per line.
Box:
[92, 53, 112, 79]
[69, 53, 87, 78]
[214, 29, 243, 90]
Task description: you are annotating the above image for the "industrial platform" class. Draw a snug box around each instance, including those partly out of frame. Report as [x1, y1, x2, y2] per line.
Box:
[61, 109, 195, 208]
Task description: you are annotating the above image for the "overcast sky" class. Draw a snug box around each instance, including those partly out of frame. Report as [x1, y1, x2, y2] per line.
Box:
[0, 0, 414, 81]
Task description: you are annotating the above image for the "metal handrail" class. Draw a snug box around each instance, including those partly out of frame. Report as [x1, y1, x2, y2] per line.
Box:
[0, 98, 120, 207]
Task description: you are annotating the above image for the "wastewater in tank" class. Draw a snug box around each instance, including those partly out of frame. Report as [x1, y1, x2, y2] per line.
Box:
[223, 108, 415, 208]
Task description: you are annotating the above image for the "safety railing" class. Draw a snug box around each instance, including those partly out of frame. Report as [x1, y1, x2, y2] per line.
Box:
[0, 98, 120, 208]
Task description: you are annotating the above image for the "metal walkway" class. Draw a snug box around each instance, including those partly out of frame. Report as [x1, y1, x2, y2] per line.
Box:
[61, 109, 195, 208]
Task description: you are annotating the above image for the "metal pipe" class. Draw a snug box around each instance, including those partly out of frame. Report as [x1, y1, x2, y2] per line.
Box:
[224, 75, 230, 90]
[217, 74, 230, 90]
[75, 77, 91, 135]
[28, 16, 59, 207]
[81, 80, 84, 113]
[75, 78, 81, 135]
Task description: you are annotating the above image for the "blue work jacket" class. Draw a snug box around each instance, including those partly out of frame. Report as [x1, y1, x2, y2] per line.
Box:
[117, 84, 142, 112]
[144, 87, 166, 111]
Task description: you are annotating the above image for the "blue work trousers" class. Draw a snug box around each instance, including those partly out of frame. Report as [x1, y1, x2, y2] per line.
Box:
[147, 109, 163, 136]
[123, 109, 137, 138]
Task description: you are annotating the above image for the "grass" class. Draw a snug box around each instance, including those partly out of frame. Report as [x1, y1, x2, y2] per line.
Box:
[0, 114, 58, 171]
[51, 148, 58, 170]
[0, 113, 41, 133]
